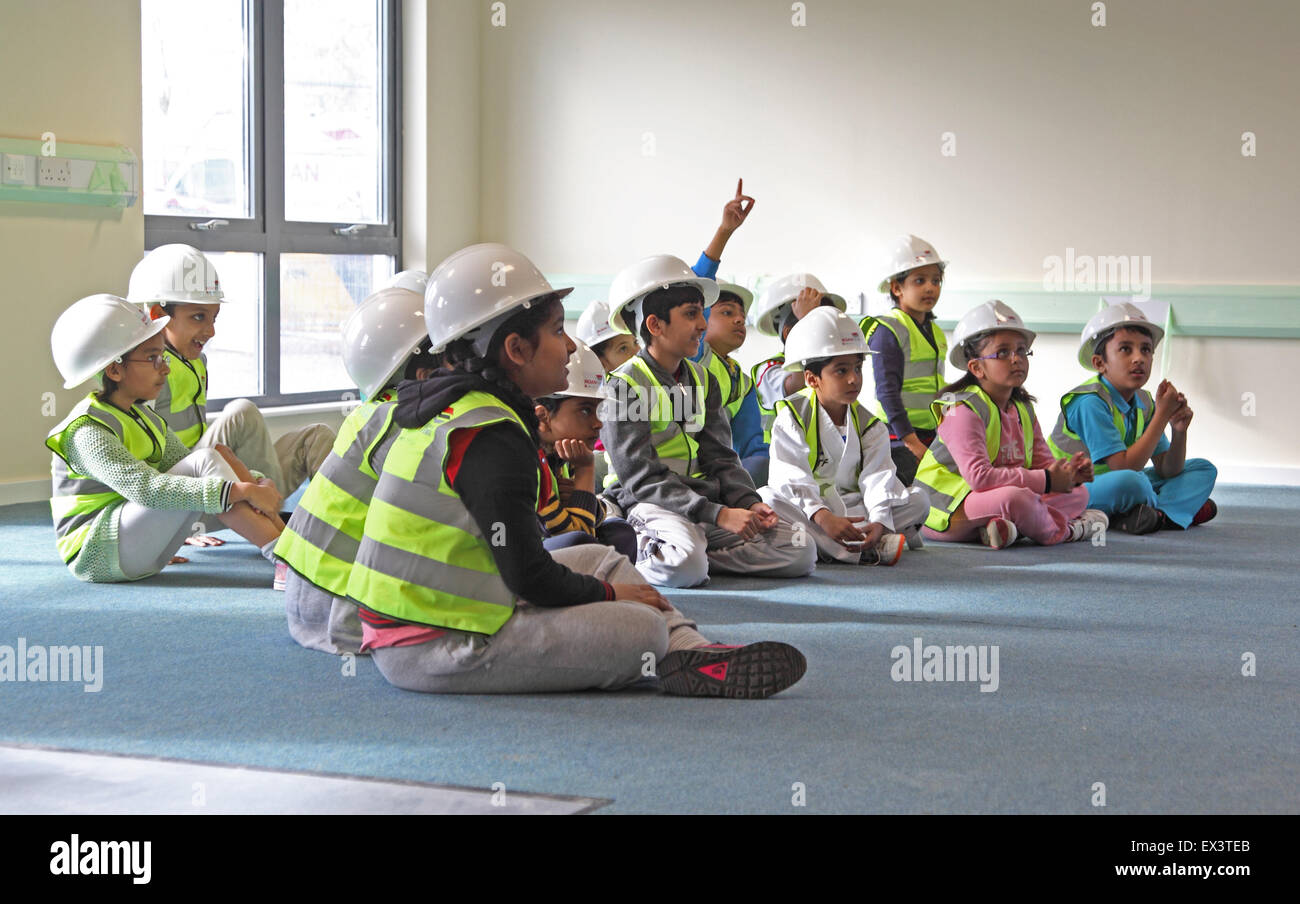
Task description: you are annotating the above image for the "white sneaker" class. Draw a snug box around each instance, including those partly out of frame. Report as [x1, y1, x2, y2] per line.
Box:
[978, 518, 1019, 550]
[1067, 509, 1109, 542]
[864, 532, 905, 566]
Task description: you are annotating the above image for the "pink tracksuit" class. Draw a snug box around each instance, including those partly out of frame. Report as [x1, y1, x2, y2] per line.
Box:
[922, 401, 1088, 545]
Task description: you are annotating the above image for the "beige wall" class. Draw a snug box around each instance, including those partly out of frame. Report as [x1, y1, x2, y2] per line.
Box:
[0, 0, 145, 494]
[476, 0, 1300, 482]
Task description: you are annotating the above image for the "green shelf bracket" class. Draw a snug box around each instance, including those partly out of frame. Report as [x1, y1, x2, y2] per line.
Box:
[0, 135, 138, 209]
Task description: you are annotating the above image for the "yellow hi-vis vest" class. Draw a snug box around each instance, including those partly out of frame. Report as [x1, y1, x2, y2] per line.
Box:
[602, 354, 708, 489]
[154, 347, 208, 447]
[749, 354, 786, 443]
[776, 387, 879, 496]
[274, 393, 398, 598]
[1047, 376, 1154, 477]
[46, 393, 169, 563]
[913, 386, 1034, 532]
[860, 308, 948, 432]
[346, 390, 540, 635]
[698, 343, 751, 421]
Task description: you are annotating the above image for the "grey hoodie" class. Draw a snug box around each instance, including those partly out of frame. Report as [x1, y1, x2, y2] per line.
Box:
[602, 348, 761, 525]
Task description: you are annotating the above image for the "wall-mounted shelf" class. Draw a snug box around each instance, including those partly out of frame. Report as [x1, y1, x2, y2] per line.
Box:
[0, 135, 138, 208]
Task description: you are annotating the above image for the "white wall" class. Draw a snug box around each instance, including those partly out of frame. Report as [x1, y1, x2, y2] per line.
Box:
[474, 0, 1300, 482]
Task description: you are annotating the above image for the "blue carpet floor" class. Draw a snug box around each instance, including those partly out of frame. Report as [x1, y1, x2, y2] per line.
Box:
[1, 486, 1296, 813]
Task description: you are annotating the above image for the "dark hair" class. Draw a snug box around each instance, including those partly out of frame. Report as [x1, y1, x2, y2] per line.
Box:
[401, 337, 441, 381]
[1093, 324, 1152, 362]
[536, 395, 565, 414]
[99, 371, 122, 397]
[939, 334, 1036, 405]
[623, 285, 704, 346]
[803, 353, 865, 378]
[715, 291, 745, 307]
[443, 296, 564, 437]
[888, 264, 945, 306]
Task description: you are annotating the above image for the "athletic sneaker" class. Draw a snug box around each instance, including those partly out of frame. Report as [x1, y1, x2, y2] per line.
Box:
[904, 527, 925, 550]
[1066, 508, 1109, 541]
[272, 561, 288, 591]
[658, 641, 807, 699]
[1192, 498, 1218, 526]
[866, 531, 905, 566]
[1113, 503, 1161, 535]
[978, 517, 1018, 549]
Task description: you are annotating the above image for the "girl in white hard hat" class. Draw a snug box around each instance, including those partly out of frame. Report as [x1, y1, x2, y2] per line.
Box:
[534, 341, 638, 564]
[277, 285, 442, 654]
[913, 301, 1108, 549]
[346, 243, 806, 698]
[46, 295, 285, 583]
[759, 308, 931, 565]
[861, 234, 950, 487]
[1047, 303, 1217, 533]
[129, 244, 336, 506]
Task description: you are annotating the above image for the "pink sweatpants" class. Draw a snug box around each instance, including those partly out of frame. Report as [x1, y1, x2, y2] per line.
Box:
[923, 485, 1089, 546]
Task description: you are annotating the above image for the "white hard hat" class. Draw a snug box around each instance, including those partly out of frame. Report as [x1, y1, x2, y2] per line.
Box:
[607, 254, 720, 336]
[1077, 302, 1165, 369]
[51, 294, 171, 389]
[714, 282, 755, 314]
[782, 307, 873, 371]
[949, 300, 1037, 370]
[554, 341, 612, 400]
[128, 244, 225, 307]
[575, 300, 621, 348]
[750, 273, 847, 338]
[424, 243, 573, 355]
[383, 269, 429, 297]
[342, 286, 429, 399]
[876, 234, 948, 294]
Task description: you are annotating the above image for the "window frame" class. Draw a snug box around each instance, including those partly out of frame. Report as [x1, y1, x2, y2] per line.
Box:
[143, 0, 402, 407]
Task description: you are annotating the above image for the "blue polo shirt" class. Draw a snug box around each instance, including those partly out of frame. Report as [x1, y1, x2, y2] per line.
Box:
[1064, 374, 1170, 463]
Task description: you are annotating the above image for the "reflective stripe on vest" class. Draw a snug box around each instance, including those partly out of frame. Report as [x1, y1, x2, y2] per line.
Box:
[603, 355, 708, 488]
[749, 354, 785, 443]
[1047, 376, 1153, 476]
[274, 394, 398, 597]
[45, 394, 169, 563]
[861, 309, 947, 431]
[776, 387, 879, 496]
[913, 387, 1034, 532]
[156, 348, 208, 447]
[346, 391, 539, 635]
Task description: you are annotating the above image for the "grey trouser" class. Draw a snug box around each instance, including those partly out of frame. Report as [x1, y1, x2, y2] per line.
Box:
[195, 398, 335, 497]
[284, 570, 364, 655]
[370, 544, 696, 694]
[117, 447, 239, 580]
[625, 501, 818, 588]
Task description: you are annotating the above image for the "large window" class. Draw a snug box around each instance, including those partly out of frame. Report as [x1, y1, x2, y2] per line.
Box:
[142, 0, 400, 405]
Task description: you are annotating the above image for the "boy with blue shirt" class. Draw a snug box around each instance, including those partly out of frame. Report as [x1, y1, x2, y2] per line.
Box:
[1049, 303, 1217, 534]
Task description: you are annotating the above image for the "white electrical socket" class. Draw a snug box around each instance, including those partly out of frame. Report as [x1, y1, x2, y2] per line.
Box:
[2, 153, 36, 186]
[36, 157, 72, 187]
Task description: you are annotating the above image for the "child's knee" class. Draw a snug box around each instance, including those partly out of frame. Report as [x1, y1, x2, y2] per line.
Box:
[1106, 469, 1155, 503]
[222, 397, 263, 425]
[1001, 486, 1040, 518]
[192, 446, 239, 482]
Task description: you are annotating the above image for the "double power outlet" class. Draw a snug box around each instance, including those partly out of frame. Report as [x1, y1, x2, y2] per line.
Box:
[3, 153, 72, 187]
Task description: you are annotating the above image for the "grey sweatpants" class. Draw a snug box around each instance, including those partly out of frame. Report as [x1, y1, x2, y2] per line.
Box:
[195, 398, 336, 498]
[625, 501, 818, 588]
[284, 570, 365, 655]
[761, 487, 930, 565]
[116, 447, 240, 580]
[370, 544, 698, 694]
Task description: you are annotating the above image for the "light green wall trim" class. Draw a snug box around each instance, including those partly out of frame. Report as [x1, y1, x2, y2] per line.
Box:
[550, 273, 1300, 340]
[930, 283, 1300, 339]
[0, 135, 138, 208]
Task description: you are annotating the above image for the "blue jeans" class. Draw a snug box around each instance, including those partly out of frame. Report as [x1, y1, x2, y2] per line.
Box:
[1085, 458, 1217, 528]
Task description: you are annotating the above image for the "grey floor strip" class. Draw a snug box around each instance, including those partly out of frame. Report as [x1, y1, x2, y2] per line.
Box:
[0, 743, 608, 815]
